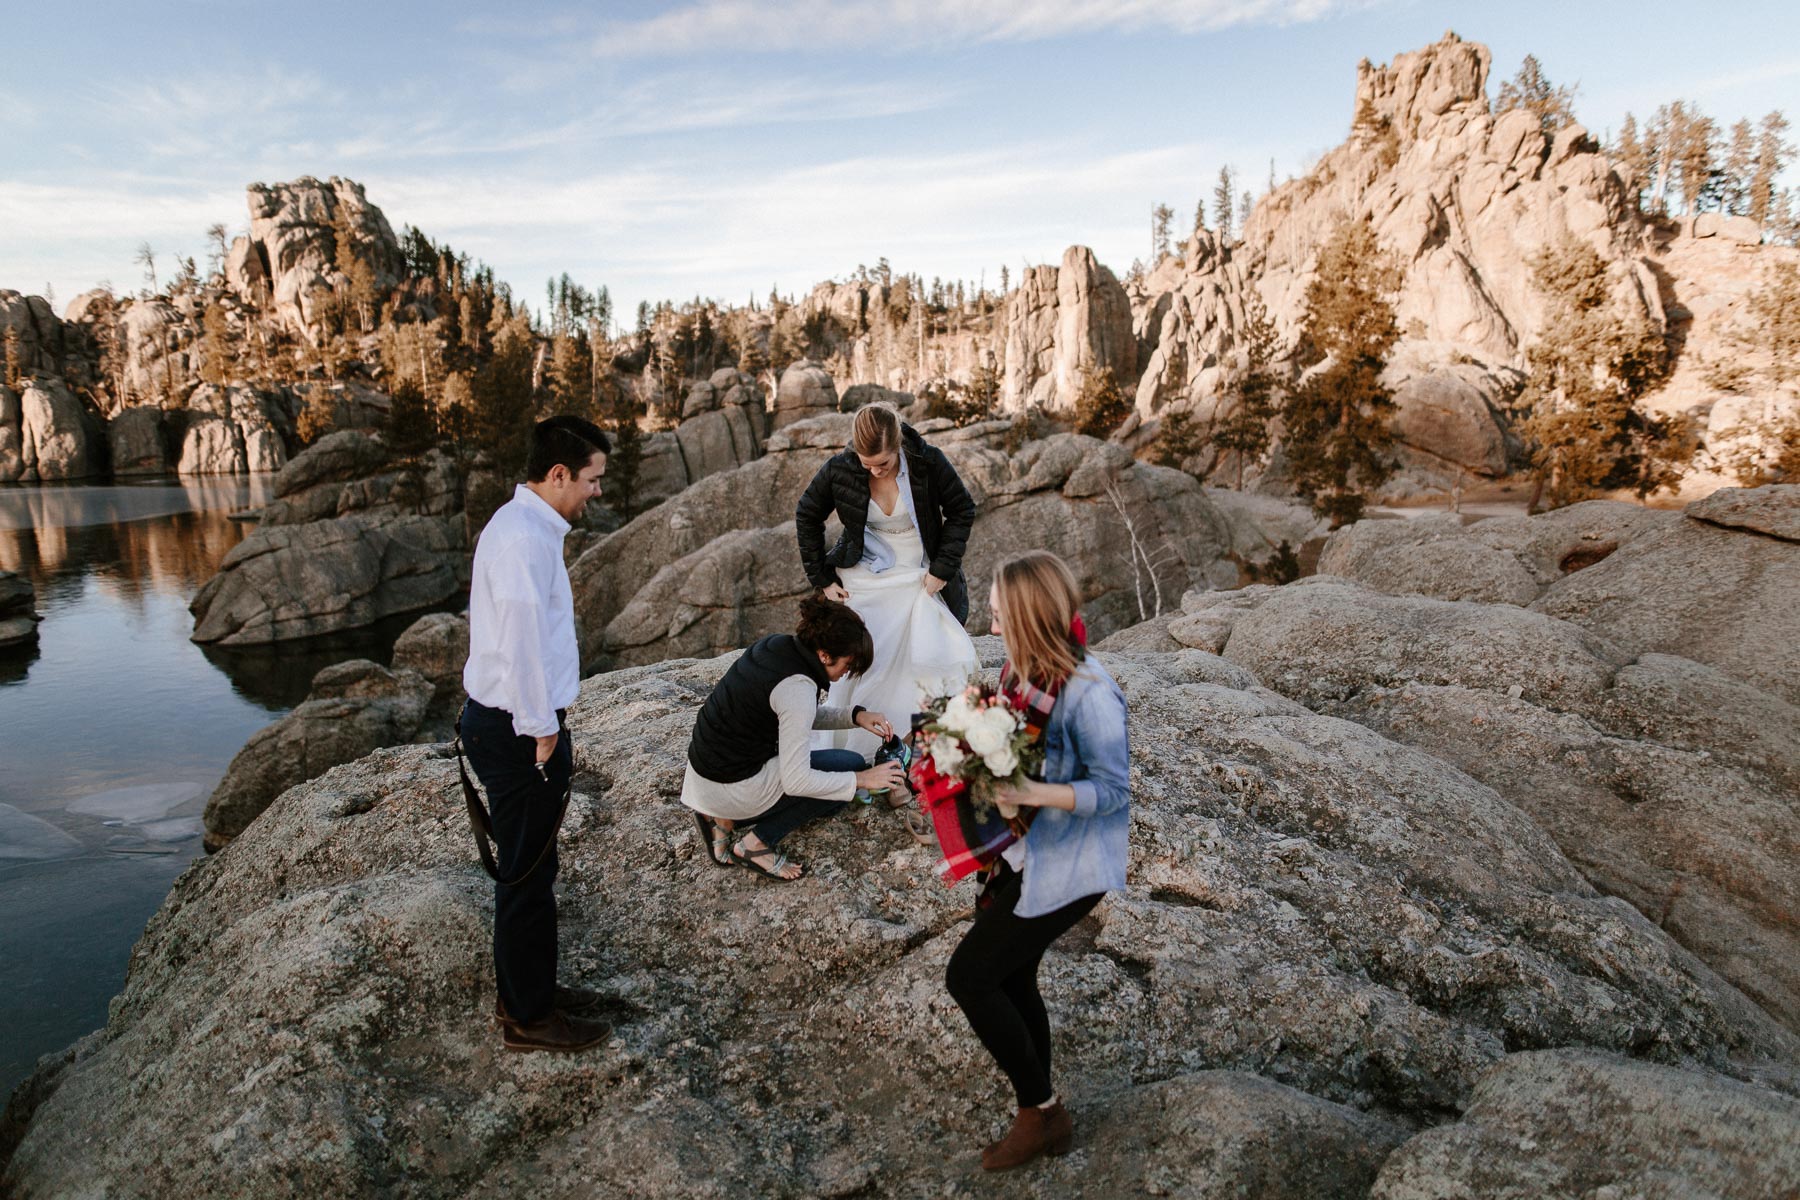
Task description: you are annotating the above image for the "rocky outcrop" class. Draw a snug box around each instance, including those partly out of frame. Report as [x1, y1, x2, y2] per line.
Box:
[177, 384, 297, 475]
[232, 176, 403, 339]
[13, 377, 99, 481]
[1164, 566, 1800, 1033]
[200, 660, 433, 850]
[771, 357, 838, 430]
[0, 384, 22, 482]
[5, 640, 1795, 1196]
[1317, 487, 1800, 705]
[106, 406, 171, 476]
[189, 512, 466, 646]
[1371, 1049, 1800, 1198]
[1002, 246, 1137, 414]
[580, 415, 1256, 669]
[626, 372, 770, 511]
[0, 291, 70, 380]
[0, 571, 39, 648]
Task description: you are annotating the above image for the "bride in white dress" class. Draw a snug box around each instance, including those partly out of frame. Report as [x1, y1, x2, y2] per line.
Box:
[796, 404, 980, 759]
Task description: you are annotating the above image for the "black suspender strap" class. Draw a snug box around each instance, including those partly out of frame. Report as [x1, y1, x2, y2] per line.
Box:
[454, 716, 571, 887]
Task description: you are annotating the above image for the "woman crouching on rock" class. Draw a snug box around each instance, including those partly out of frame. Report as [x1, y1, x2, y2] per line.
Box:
[945, 550, 1130, 1171]
[681, 595, 906, 881]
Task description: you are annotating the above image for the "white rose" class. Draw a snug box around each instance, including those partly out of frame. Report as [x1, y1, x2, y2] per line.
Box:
[983, 744, 1019, 777]
[964, 715, 1008, 757]
[940, 694, 976, 734]
[930, 739, 966, 775]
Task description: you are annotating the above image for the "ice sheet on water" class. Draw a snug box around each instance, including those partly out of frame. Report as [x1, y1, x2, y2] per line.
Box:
[66, 783, 204, 824]
[0, 804, 83, 860]
[135, 817, 204, 843]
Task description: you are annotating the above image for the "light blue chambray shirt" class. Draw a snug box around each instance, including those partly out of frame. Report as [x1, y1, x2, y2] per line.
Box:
[1016, 654, 1131, 918]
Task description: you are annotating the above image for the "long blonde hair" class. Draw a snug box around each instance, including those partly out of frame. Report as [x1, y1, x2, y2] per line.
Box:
[993, 551, 1084, 688]
[851, 403, 902, 459]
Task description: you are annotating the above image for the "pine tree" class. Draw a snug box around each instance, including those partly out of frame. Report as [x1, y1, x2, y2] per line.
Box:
[1151, 409, 1203, 471]
[1673, 104, 1720, 216]
[206, 224, 229, 280]
[1282, 218, 1401, 525]
[1520, 237, 1684, 509]
[1192, 197, 1206, 236]
[2, 326, 20, 390]
[1073, 367, 1131, 438]
[1750, 111, 1794, 225]
[1212, 293, 1283, 489]
[1612, 113, 1651, 209]
[1151, 204, 1174, 263]
[963, 360, 1001, 423]
[471, 317, 539, 480]
[199, 299, 233, 387]
[135, 243, 157, 295]
[1494, 54, 1578, 138]
[1214, 167, 1236, 241]
[1722, 119, 1756, 215]
[384, 377, 437, 461]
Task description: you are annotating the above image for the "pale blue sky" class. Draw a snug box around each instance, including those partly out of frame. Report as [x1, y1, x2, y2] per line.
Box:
[3, 0, 1796, 321]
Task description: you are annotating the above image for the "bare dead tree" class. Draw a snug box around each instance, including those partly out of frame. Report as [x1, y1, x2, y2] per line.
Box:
[1105, 480, 1181, 621]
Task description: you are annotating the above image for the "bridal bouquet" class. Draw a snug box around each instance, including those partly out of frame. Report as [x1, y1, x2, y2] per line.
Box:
[907, 679, 1043, 881]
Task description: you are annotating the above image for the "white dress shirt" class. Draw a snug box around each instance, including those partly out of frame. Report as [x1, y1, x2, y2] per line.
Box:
[462, 484, 580, 738]
[680, 677, 858, 820]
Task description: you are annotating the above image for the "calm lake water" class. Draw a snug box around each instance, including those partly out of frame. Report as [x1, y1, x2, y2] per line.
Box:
[0, 480, 420, 1097]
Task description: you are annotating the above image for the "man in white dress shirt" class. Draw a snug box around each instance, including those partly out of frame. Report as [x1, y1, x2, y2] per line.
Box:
[460, 415, 609, 1052]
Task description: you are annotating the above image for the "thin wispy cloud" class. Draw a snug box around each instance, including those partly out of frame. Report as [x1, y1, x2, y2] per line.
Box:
[585, 0, 1376, 57]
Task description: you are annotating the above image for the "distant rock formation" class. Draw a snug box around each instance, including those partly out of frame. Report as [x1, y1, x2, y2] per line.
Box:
[1002, 245, 1137, 414]
[228, 176, 404, 341]
[634, 367, 769, 509]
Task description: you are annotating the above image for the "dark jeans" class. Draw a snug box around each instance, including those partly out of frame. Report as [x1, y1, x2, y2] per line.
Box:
[739, 748, 865, 846]
[945, 864, 1102, 1107]
[459, 697, 573, 1026]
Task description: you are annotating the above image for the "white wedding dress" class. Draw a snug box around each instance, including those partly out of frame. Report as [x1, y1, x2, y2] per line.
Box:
[818, 495, 979, 759]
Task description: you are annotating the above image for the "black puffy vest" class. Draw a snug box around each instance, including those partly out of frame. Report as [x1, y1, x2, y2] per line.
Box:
[686, 634, 831, 783]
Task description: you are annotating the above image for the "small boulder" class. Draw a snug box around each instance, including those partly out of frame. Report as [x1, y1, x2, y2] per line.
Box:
[391, 612, 470, 724]
[772, 359, 838, 430]
[0, 570, 40, 648]
[201, 659, 433, 849]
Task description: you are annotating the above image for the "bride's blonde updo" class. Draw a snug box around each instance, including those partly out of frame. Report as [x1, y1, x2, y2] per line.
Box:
[851, 403, 902, 460]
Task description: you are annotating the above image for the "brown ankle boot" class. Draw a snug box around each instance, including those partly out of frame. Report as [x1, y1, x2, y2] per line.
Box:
[981, 1100, 1074, 1171]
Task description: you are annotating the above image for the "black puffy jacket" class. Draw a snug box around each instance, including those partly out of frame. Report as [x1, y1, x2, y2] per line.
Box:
[794, 423, 976, 624]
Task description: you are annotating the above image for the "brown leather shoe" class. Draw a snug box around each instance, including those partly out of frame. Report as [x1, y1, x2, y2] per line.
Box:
[981, 1101, 1074, 1171]
[494, 985, 606, 1030]
[500, 1009, 611, 1053]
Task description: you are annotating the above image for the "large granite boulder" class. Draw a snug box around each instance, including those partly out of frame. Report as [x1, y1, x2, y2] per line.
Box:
[106, 406, 170, 476]
[189, 513, 468, 645]
[5, 646, 1793, 1195]
[580, 418, 1247, 668]
[0, 570, 39, 648]
[18, 377, 98, 480]
[771, 358, 838, 430]
[1371, 1049, 1800, 1198]
[0, 291, 68, 380]
[176, 415, 247, 475]
[391, 611, 470, 725]
[0, 384, 22, 482]
[200, 659, 433, 849]
[1165, 573, 1800, 1033]
[1316, 487, 1800, 707]
[1002, 245, 1137, 414]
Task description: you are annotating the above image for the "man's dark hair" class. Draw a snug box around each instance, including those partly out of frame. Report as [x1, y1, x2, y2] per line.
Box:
[795, 594, 874, 676]
[526, 415, 611, 482]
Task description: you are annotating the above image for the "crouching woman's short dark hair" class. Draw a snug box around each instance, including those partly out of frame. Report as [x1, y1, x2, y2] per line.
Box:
[527, 415, 612, 482]
[796, 594, 874, 676]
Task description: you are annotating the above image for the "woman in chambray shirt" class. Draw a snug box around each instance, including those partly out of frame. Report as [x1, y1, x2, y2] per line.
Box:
[944, 550, 1130, 1172]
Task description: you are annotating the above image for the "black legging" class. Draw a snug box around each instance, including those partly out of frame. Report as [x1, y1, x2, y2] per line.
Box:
[944, 865, 1101, 1107]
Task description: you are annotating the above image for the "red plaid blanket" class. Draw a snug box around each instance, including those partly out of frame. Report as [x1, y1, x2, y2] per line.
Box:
[909, 616, 1087, 883]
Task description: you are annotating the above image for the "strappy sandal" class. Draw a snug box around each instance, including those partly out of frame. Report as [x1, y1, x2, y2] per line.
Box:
[730, 836, 806, 882]
[692, 812, 731, 867]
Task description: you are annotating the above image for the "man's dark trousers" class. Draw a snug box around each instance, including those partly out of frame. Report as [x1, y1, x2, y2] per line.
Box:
[460, 697, 572, 1027]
